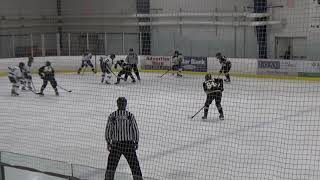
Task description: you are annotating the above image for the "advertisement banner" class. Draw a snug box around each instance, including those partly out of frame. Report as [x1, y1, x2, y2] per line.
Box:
[143, 56, 171, 70]
[182, 56, 207, 72]
[298, 61, 320, 77]
[257, 59, 298, 76]
[143, 56, 208, 72]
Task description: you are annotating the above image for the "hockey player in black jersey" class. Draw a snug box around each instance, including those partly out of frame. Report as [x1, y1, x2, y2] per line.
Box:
[202, 74, 224, 120]
[216, 52, 232, 82]
[114, 60, 136, 84]
[38, 61, 59, 96]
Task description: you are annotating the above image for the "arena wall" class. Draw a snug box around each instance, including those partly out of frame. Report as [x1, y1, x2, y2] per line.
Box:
[0, 56, 320, 79]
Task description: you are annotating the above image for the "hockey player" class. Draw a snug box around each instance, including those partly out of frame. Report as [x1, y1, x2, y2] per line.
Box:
[172, 50, 183, 77]
[114, 60, 135, 85]
[8, 62, 24, 96]
[77, 50, 96, 74]
[216, 52, 232, 82]
[21, 56, 34, 90]
[38, 61, 59, 96]
[202, 74, 224, 120]
[100, 54, 116, 84]
[125, 48, 140, 81]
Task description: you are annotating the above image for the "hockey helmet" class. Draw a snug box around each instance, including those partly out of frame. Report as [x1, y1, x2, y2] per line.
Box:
[18, 62, 25, 68]
[205, 73, 212, 81]
[216, 52, 222, 58]
[110, 54, 116, 59]
[129, 48, 134, 52]
[45, 61, 51, 66]
[117, 97, 127, 109]
[28, 56, 34, 66]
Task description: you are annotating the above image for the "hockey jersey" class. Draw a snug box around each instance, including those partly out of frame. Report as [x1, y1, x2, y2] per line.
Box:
[100, 56, 114, 70]
[8, 66, 23, 80]
[203, 78, 224, 95]
[219, 56, 231, 69]
[172, 54, 183, 66]
[82, 52, 93, 61]
[38, 65, 55, 78]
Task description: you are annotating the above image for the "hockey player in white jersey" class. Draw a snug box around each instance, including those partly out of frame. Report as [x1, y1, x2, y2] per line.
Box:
[99, 54, 116, 84]
[8, 62, 24, 96]
[77, 50, 96, 74]
[21, 56, 34, 90]
[172, 50, 183, 77]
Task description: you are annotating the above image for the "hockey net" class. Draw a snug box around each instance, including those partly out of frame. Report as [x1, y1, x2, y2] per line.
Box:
[0, 0, 320, 180]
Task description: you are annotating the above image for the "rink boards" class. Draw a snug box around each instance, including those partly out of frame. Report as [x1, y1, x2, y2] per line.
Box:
[0, 56, 320, 80]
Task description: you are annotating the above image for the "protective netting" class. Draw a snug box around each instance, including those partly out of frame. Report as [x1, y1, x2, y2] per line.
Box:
[1, 0, 320, 180]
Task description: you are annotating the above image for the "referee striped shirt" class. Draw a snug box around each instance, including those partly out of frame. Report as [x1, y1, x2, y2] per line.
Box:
[105, 110, 139, 143]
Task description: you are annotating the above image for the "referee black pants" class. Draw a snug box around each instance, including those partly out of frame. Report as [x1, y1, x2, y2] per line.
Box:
[105, 141, 143, 180]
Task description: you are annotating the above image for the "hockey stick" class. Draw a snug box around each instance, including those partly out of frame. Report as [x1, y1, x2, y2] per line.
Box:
[191, 106, 205, 119]
[159, 69, 171, 78]
[57, 85, 72, 93]
[31, 80, 37, 91]
[27, 80, 40, 94]
[28, 87, 40, 94]
[106, 66, 126, 80]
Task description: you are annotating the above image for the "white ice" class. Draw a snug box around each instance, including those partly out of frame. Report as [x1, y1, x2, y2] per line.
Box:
[0, 72, 320, 180]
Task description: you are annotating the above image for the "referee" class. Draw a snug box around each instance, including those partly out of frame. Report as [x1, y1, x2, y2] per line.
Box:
[105, 97, 143, 180]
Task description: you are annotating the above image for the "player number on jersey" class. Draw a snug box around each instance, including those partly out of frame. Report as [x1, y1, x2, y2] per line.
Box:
[205, 81, 217, 89]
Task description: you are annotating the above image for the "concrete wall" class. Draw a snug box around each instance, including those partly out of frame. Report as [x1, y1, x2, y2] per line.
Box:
[0, 0, 58, 57]
[0, 0, 57, 34]
[151, 26, 258, 57]
[0, 0, 55, 16]
[150, 0, 252, 13]
[150, 0, 257, 57]
[267, 0, 307, 59]
[267, 0, 320, 60]
[1, 0, 320, 60]
[61, 0, 138, 33]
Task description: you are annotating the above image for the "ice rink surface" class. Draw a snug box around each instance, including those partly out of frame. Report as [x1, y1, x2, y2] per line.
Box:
[1, 72, 320, 180]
